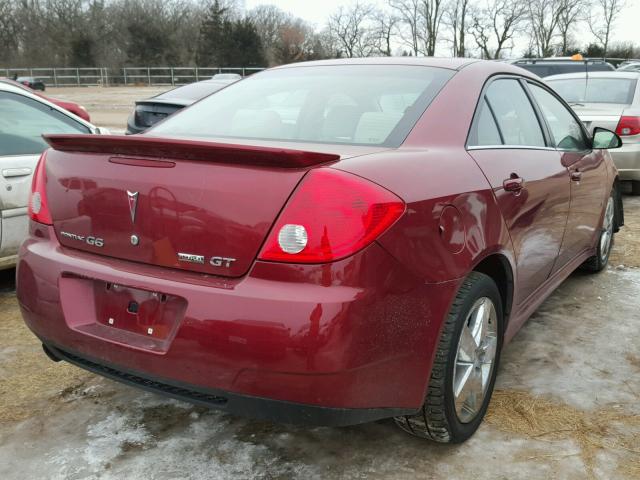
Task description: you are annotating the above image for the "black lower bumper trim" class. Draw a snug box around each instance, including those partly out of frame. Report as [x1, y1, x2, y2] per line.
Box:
[44, 342, 417, 427]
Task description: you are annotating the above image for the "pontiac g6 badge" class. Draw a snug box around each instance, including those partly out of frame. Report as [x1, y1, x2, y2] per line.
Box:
[127, 191, 139, 223]
[60, 231, 104, 248]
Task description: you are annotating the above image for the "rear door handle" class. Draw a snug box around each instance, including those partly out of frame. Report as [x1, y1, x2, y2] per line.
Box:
[503, 176, 524, 193]
[571, 170, 582, 182]
[2, 167, 32, 178]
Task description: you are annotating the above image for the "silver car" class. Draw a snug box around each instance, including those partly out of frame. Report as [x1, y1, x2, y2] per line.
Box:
[618, 62, 640, 72]
[546, 72, 640, 193]
[0, 83, 102, 269]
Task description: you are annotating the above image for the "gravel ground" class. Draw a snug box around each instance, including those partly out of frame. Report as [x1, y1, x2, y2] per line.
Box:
[46, 86, 171, 134]
[0, 87, 639, 479]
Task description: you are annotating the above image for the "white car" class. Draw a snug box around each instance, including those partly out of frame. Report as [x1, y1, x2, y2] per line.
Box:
[0, 83, 105, 269]
[546, 71, 640, 194]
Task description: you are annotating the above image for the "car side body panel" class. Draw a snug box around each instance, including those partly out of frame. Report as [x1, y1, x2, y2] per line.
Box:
[16, 59, 619, 424]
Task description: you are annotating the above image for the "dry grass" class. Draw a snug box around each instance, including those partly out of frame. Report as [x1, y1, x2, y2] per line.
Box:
[610, 196, 640, 268]
[486, 389, 640, 479]
[627, 354, 640, 372]
[0, 293, 92, 424]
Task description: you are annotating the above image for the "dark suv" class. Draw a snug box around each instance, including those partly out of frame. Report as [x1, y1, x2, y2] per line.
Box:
[507, 58, 615, 77]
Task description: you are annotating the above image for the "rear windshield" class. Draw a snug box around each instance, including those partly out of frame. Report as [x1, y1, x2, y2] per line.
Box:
[547, 78, 637, 104]
[156, 81, 230, 102]
[150, 65, 454, 147]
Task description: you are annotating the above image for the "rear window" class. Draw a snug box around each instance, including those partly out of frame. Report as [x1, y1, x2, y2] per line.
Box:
[516, 63, 614, 78]
[150, 65, 455, 147]
[156, 81, 230, 102]
[547, 78, 637, 104]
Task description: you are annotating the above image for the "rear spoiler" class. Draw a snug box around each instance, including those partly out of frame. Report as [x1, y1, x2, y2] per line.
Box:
[44, 134, 340, 169]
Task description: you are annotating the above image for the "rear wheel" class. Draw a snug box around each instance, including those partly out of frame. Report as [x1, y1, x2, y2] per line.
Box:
[395, 272, 503, 443]
[581, 191, 616, 272]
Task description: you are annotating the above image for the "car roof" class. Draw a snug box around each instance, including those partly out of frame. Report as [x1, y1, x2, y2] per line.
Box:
[0, 82, 95, 128]
[507, 58, 610, 64]
[271, 56, 480, 71]
[545, 71, 640, 80]
[0, 78, 30, 90]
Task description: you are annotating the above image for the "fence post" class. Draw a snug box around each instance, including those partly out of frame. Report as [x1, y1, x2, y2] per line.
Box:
[171, 67, 175, 86]
[124, 68, 127, 86]
[76, 68, 80, 86]
[242, 68, 245, 77]
[147, 67, 151, 86]
[195, 67, 199, 81]
[53, 68, 58, 87]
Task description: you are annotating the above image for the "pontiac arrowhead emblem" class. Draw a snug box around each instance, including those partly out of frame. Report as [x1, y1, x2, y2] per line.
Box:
[127, 191, 139, 223]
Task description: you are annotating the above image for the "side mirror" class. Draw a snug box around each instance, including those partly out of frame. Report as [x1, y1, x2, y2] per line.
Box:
[592, 127, 622, 149]
[92, 126, 111, 135]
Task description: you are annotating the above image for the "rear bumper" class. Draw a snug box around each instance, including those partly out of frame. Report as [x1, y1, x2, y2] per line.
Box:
[18, 224, 458, 424]
[42, 342, 416, 426]
[611, 143, 640, 181]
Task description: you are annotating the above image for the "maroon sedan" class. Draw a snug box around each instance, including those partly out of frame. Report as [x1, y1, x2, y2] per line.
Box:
[18, 58, 623, 443]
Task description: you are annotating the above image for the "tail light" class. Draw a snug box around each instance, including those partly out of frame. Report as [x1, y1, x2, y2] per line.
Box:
[258, 168, 405, 263]
[29, 150, 53, 225]
[615, 116, 640, 136]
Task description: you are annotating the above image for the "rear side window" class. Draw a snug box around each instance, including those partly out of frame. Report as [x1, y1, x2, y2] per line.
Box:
[0, 91, 90, 156]
[528, 83, 588, 151]
[547, 78, 637, 104]
[484, 79, 546, 147]
[468, 99, 502, 146]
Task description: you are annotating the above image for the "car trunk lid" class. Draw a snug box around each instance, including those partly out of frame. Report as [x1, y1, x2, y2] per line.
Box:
[570, 103, 627, 133]
[43, 134, 384, 277]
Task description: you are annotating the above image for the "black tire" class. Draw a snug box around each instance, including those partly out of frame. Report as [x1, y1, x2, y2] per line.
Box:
[581, 189, 616, 273]
[631, 181, 640, 196]
[394, 271, 503, 443]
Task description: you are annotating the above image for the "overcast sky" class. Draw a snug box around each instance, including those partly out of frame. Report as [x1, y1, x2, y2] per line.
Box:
[245, 0, 640, 57]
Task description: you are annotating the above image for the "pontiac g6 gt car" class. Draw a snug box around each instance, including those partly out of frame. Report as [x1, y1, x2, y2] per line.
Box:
[18, 58, 623, 443]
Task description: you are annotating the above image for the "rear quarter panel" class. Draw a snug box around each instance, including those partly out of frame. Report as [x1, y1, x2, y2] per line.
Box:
[334, 61, 518, 285]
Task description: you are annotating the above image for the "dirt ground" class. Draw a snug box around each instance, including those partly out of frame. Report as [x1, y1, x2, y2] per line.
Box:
[46, 86, 171, 133]
[0, 87, 639, 479]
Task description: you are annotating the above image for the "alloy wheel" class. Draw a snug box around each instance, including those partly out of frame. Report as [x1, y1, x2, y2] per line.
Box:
[452, 297, 498, 423]
[600, 196, 615, 263]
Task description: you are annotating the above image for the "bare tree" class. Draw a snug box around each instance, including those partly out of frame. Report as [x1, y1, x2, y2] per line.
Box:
[444, 0, 472, 57]
[419, 0, 446, 56]
[389, 0, 422, 55]
[528, 0, 566, 57]
[370, 9, 399, 56]
[557, 0, 588, 55]
[470, 0, 528, 59]
[0, 0, 20, 64]
[249, 5, 297, 65]
[327, 2, 376, 58]
[588, 0, 625, 56]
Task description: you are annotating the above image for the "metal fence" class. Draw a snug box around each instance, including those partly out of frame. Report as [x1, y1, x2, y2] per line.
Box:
[0, 66, 265, 87]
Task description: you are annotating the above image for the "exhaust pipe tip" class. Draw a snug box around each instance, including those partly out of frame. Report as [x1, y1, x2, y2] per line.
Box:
[42, 344, 61, 362]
